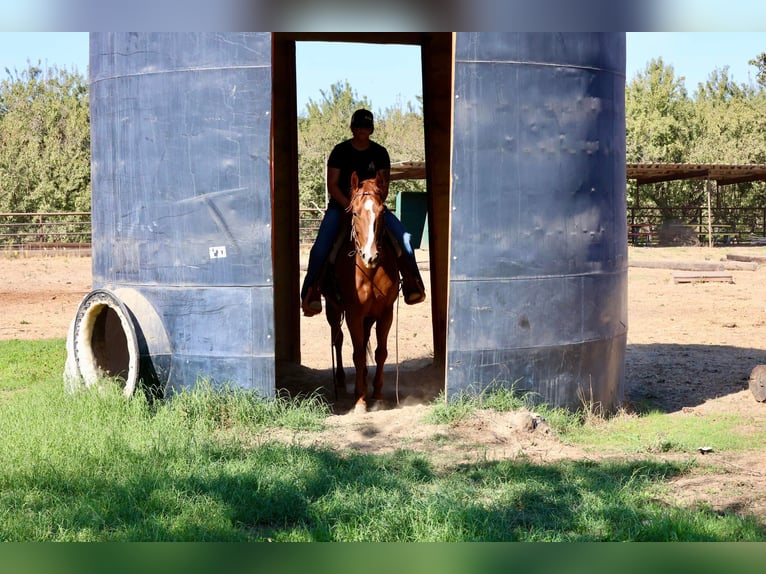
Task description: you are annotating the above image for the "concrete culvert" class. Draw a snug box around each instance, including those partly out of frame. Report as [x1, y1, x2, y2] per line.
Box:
[67, 289, 140, 397]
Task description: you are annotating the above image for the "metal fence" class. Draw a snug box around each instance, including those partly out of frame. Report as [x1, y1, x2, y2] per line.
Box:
[299, 207, 323, 248]
[0, 212, 92, 250]
[628, 206, 766, 246]
[4, 207, 765, 252]
[0, 210, 325, 252]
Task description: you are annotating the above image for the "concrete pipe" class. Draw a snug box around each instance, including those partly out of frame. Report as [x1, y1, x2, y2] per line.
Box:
[64, 288, 171, 397]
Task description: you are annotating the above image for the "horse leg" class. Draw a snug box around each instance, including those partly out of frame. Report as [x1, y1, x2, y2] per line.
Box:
[325, 303, 345, 390]
[347, 318, 368, 412]
[372, 310, 394, 401]
[363, 317, 376, 382]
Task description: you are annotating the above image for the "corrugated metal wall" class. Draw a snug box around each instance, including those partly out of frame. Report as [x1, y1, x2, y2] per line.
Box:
[89, 32, 275, 395]
[447, 33, 627, 409]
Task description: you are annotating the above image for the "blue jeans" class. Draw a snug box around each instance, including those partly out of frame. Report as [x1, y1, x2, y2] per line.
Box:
[301, 207, 423, 300]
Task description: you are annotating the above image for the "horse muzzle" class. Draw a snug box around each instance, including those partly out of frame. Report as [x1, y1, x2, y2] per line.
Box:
[359, 250, 380, 268]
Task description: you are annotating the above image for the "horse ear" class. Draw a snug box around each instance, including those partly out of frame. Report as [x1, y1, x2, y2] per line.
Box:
[350, 171, 359, 190]
[375, 171, 384, 189]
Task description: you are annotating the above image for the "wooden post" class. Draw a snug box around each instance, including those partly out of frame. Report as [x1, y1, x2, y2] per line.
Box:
[749, 365, 766, 402]
[706, 178, 713, 248]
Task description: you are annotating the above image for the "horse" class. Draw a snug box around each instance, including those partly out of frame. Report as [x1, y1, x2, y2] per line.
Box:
[322, 171, 400, 412]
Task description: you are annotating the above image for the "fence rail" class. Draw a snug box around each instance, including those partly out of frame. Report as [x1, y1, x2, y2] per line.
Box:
[0, 212, 92, 250]
[4, 207, 766, 252]
[628, 206, 766, 246]
[299, 207, 323, 248]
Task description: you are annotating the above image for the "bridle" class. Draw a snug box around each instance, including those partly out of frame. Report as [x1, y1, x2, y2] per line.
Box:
[346, 188, 383, 264]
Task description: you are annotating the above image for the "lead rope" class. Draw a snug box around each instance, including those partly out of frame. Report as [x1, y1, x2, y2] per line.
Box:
[395, 279, 401, 407]
[330, 310, 345, 402]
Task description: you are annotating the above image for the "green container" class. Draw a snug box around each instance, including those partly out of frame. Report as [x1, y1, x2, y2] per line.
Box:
[395, 191, 429, 249]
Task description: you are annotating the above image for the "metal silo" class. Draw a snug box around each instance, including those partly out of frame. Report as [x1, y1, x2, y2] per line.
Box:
[66, 33, 274, 397]
[447, 33, 627, 410]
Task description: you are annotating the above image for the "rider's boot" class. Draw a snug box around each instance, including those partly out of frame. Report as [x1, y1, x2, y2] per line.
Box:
[399, 258, 426, 305]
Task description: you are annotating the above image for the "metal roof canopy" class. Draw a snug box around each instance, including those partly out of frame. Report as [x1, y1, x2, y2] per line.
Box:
[395, 162, 766, 186]
[390, 161, 427, 181]
[627, 163, 766, 186]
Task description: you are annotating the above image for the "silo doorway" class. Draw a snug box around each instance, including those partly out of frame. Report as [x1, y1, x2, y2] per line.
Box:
[271, 33, 454, 407]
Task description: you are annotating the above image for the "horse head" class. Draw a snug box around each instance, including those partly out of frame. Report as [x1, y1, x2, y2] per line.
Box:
[348, 171, 386, 269]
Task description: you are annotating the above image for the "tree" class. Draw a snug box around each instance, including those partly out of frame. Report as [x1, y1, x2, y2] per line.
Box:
[690, 67, 766, 224]
[297, 82, 426, 212]
[690, 66, 766, 165]
[0, 63, 90, 214]
[297, 81, 371, 211]
[375, 98, 427, 206]
[625, 58, 696, 218]
[749, 52, 766, 88]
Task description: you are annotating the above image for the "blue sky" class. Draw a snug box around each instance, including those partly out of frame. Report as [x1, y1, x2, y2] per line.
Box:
[1, 33, 765, 110]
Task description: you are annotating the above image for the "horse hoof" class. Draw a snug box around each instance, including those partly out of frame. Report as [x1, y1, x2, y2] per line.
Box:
[353, 401, 367, 414]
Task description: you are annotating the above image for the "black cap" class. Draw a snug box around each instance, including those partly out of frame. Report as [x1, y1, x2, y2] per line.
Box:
[350, 108, 374, 129]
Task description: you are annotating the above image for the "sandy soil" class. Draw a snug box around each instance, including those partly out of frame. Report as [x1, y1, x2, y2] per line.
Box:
[3, 246, 766, 524]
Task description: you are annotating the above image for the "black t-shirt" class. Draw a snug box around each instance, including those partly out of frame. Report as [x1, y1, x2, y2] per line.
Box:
[326, 139, 390, 209]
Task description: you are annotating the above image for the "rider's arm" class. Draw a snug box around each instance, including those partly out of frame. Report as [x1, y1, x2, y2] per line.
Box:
[326, 166, 349, 209]
[377, 168, 391, 201]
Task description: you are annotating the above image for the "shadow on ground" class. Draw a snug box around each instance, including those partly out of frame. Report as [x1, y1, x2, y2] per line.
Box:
[277, 358, 444, 414]
[625, 343, 766, 412]
[278, 342, 766, 415]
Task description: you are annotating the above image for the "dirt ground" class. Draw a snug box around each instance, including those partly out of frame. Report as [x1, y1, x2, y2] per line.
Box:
[3, 246, 766, 525]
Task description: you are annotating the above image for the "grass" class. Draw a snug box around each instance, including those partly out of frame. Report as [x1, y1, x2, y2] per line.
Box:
[1, 340, 764, 541]
[562, 409, 766, 455]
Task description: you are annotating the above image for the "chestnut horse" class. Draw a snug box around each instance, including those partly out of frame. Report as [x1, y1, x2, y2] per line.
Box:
[323, 171, 399, 412]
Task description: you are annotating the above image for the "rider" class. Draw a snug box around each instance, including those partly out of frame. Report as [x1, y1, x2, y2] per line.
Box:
[301, 108, 427, 317]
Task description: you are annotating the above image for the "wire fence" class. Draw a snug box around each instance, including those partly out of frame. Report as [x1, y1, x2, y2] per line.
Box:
[0, 212, 92, 251]
[3, 207, 765, 253]
[628, 206, 766, 246]
[0, 210, 326, 252]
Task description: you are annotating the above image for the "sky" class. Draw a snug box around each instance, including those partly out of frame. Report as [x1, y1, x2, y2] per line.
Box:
[1, 32, 765, 110]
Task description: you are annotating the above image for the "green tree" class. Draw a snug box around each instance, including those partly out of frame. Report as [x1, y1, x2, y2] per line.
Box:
[626, 57, 693, 164]
[689, 67, 766, 226]
[297, 81, 370, 211]
[297, 82, 425, 212]
[375, 98, 427, 206]
[0, 63, 90, 214]
[749, 52, 766, 87]
[625, 58, 695, 218]
[689, 66, 766, 165]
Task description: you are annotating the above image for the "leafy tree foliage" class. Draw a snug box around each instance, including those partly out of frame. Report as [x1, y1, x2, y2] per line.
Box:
[626, 56, 766, 226]
[297, 81, 426, 212]
[374, 97, 427, 204]
[626, 58, 693, 164]
[0, 63, 90, 213]
[297, 81, 371, 211]
[625, 58, 695, 217]
[749, 52, 766, 87]
[6, 52, 766, 236]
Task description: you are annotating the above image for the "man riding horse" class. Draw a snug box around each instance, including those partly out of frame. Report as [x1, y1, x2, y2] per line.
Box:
[301, 108, 426, 316]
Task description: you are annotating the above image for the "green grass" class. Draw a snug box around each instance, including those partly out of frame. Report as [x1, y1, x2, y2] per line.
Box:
[1, 340, 764, 541]
[424, 384, 577, 433]
[562, 409, 766, 455]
